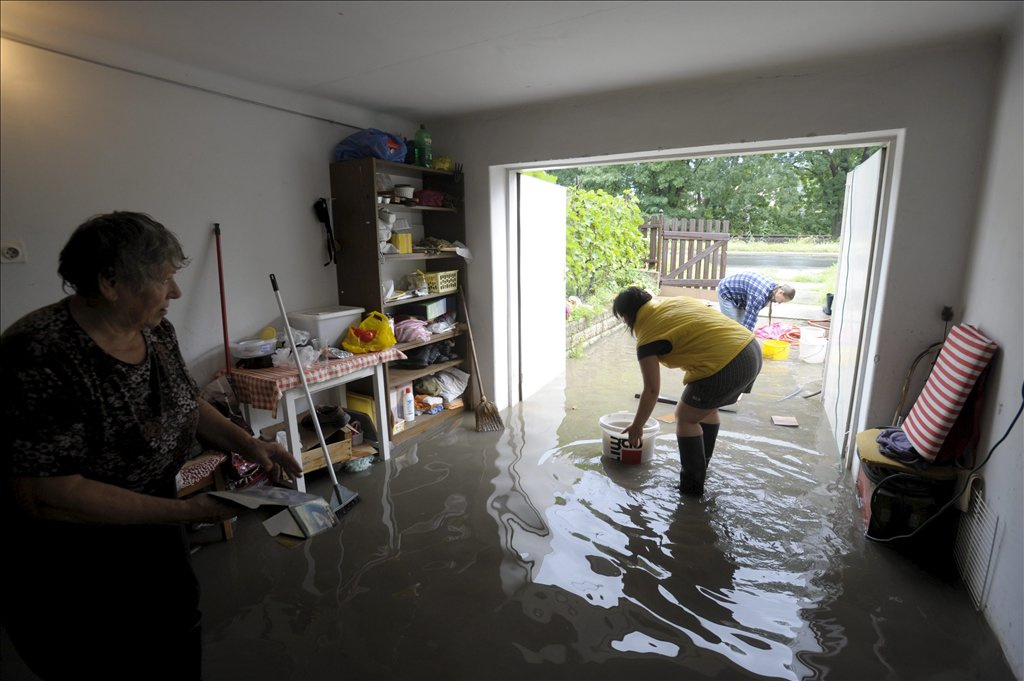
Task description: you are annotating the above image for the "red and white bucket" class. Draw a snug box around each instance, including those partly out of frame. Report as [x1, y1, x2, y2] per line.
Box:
[599, 411, 659, 464]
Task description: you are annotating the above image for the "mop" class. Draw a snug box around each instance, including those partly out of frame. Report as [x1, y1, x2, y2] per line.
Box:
[270, 274, 360, 515]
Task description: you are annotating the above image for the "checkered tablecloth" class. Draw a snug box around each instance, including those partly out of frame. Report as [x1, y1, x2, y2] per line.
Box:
[229, 348, 406, 417]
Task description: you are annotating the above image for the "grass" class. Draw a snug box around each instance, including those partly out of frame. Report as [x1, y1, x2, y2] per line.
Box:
[754, 263, 837, 306]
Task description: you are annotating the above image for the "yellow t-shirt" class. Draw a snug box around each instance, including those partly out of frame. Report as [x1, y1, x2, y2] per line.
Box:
[634, 297, 755, 383]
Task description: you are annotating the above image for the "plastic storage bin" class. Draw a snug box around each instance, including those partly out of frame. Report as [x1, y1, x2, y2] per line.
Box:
[287, 306, 365, 347]
[424, 270, 458, 294]
[599, 411, 659, 464]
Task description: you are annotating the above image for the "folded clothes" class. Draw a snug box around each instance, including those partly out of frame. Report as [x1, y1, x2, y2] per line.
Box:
[433, 368, 469, 402]
[876, 426, 920, 465]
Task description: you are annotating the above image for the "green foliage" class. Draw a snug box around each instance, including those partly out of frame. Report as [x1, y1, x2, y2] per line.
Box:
[548, 147, 879, 239]
[564, 188, 646, 299]
[522, 169, 560, 184]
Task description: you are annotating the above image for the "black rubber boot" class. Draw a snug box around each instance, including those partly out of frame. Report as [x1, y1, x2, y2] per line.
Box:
[700, 422, 720, 463]
[677, 435, 707, 495]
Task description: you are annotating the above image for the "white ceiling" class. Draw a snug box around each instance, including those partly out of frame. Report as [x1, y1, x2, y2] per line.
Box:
[2, 0, 1021, 120]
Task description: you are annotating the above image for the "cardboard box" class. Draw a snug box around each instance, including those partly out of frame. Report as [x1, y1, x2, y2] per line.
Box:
[301, 439, 352, 472]
[210, 487, 338, 540]
[260, 410, 356, 473]
[412, 296, 448, 320]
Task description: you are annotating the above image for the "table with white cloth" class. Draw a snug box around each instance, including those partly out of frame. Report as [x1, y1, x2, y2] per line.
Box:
[229, 348, 405, 491]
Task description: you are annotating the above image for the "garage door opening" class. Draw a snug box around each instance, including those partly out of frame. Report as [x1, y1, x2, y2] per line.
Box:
[508, 135, 897, 469]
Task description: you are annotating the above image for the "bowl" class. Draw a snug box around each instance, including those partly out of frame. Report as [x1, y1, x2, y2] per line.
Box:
[394, 185, 415, 199]
[230, 338, 276, 358]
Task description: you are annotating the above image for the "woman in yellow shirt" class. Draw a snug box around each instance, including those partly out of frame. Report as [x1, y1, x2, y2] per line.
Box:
[613, 287, 762, 495]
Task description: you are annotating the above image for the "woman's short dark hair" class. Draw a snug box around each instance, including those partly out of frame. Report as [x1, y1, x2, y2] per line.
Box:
[58, 212, 188, 298]
[613, 287, 652, 334]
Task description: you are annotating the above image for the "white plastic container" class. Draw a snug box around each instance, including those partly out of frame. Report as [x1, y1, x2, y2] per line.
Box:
[800, 335, 827, 364]
[403, 387, 415, 422]
[287, 306, 365, 348]
[230, 338, 276, 358]
[599, 411, 659, 464]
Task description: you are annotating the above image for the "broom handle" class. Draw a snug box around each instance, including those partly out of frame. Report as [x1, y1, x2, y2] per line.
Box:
[213, 224, 231, 378]
[270, 274, 340, 488]
[457, 289, 487, 401]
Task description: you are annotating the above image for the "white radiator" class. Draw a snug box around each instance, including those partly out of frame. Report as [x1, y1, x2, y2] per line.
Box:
[954, 479, 998, 611]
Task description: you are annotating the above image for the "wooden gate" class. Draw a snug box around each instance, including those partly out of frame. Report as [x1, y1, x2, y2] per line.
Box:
[641, 212, 730, 289]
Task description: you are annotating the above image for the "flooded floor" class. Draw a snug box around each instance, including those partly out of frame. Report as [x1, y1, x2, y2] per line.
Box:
[7, 331, 1010, 680]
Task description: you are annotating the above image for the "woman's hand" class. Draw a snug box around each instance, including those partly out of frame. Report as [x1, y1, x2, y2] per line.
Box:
[196, 400, 303, 483]
[186, 494, 242, 524]
[622, 422, 646, 449]
[625, 354, 662, 448]
[242, 438, 304, 484]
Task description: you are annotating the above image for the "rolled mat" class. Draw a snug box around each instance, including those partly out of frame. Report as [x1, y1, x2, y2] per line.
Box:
[902, 324, 997, 462]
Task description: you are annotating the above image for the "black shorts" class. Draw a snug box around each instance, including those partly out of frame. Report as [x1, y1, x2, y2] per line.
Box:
[681, 339, 762, 409]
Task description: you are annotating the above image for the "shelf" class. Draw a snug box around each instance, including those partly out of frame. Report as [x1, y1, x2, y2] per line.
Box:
[381, 204, 457, 214]
[387, 358, 465, 388]
[383, 252, 462, 262]
[392, 405, 466, 446]
[384, 291, 457, 309]
[394, 327, 464, 354]
[374, 160, 455, 177]
[332, 156, 467, 451]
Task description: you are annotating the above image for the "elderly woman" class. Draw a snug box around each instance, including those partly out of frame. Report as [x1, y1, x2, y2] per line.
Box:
[613, 287, 762, 496]
[1, 212, 302, 680]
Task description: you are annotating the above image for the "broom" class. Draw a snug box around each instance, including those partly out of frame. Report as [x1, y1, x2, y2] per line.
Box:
[457, 289, 504, 432]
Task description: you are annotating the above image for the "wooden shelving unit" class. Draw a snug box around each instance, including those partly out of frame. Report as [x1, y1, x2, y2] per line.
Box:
[329, 158, 470, 448]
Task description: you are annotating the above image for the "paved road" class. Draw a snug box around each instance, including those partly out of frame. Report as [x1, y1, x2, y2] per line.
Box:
[723, 252, 835, 322]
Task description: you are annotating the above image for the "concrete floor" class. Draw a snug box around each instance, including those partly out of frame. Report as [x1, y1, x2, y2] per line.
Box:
[3, 327, 1016, 680]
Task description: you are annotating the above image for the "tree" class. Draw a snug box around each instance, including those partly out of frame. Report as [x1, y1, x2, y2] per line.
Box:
[790, 147, 880, 238]
[548, 148, 877, 238]
[564, 188, 645, 299]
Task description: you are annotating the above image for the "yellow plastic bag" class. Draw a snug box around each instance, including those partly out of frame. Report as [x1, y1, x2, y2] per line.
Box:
[342, 311, 397, 354]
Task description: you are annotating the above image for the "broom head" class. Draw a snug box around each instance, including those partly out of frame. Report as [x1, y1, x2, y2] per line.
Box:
[475, 399, 504, 432]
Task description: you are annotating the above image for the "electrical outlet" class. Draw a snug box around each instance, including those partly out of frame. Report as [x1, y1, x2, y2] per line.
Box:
[1, 240, 27, 264]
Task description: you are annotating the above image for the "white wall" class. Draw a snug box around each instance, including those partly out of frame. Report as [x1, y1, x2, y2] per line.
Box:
[436, 35, 1022, 675]
[960, 22, 1024, 674]
[0, 38, 415, 389]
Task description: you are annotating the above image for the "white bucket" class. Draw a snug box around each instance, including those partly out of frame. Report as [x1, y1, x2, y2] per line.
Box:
[801, 335, 827, 364]
[599, 411, 659, 464]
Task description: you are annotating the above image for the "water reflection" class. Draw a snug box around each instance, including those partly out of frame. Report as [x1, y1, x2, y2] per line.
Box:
[486, 332, 852, 679]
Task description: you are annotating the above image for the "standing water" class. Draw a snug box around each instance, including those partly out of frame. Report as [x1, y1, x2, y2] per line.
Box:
[178, 328, 1012, 681]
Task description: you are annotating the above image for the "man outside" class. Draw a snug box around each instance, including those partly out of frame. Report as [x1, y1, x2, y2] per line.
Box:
[717, 272, 795, 331]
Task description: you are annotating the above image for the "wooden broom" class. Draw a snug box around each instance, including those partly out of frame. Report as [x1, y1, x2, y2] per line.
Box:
[458, 289, 504, 432]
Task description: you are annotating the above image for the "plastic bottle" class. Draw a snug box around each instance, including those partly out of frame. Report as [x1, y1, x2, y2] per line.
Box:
[403, 386, 416, 422]
[414, 124, 432, 168]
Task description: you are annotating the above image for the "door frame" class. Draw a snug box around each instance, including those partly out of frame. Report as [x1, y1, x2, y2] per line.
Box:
[498, 130, 905, 462]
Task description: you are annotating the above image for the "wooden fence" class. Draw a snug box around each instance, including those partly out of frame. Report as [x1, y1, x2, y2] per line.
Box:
[640, 211, 730, 289]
